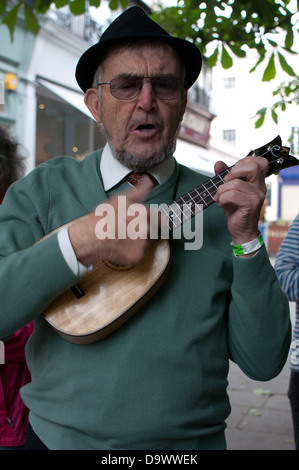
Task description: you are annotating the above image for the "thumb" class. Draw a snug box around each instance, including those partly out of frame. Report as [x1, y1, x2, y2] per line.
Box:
[214, 160, 228, 175]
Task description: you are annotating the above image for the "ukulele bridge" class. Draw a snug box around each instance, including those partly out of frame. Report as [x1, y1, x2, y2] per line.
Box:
[71, 283, 85, 299]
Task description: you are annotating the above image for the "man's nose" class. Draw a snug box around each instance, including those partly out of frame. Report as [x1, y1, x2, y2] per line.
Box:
[137, 81, 156, 111]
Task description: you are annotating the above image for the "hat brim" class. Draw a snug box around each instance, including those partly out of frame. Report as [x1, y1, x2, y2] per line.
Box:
[75, 34, 202, 92]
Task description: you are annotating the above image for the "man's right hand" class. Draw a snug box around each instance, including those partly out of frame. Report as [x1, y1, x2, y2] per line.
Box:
[68, 177, 154, 269]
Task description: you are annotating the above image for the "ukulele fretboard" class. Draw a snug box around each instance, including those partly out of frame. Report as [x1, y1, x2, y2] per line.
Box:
[160, 168, 230, 234]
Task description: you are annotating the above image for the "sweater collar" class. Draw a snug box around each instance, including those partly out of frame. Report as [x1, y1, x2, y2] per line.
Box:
[100, 144, 175, 191]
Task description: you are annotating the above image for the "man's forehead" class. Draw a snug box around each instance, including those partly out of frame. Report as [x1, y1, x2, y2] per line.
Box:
[102, 42, 183, 76]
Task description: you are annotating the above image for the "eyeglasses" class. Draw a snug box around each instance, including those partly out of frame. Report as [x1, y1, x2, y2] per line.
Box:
[97, 76, 185, 101]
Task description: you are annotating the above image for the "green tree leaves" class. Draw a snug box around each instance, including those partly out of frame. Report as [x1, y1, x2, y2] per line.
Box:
[0, 0, 127, 40]
[221, 45, 233, 69]
[278, 51, 296, 77]
[69, 0, 86, 16]
[254, 78, 299, 128]
[151, 0, 298, 126]
[0, 1, 40, 40]
[262, 52, 276, 81]
[1, 2, 20, 41]
[0, 0, 297, 126]
[25, 3, 40, 35]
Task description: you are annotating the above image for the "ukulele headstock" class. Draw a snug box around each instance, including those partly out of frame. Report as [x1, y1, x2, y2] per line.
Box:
[247, 135, 298, 177]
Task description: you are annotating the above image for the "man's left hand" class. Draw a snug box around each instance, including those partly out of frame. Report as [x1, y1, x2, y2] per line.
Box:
[214, 156, 268, 249]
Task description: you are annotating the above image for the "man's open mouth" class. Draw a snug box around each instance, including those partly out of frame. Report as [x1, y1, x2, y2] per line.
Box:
[131, 122, 159, 138]
[129, 118, 163, 137]
[136, 123, 156, 131]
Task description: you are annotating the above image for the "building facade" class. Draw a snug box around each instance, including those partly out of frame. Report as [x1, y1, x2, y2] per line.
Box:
[0, 6, 106, 172]
[0, 2, 233, 178]
[210, 46, 298, 223]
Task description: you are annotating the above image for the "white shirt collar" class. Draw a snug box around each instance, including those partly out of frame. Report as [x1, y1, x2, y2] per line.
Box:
[100, 143, 175, 191]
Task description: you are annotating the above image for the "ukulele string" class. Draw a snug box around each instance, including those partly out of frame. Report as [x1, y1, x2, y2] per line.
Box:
[163, 170, 228, 231]
[78, 262, 121, 289]
[78, 259, 135, 290]
[75, 143, 283, 287]
[176, 142, 281, 223]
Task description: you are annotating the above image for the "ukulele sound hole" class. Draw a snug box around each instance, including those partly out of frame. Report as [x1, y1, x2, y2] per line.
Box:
[103, 260, 135, 271]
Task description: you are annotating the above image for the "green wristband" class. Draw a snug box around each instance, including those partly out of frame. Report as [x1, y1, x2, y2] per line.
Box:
[231, 233, 264, 256]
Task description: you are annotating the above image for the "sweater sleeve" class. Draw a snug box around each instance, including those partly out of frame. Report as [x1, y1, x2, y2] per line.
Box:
[0, 170, 78, 340]
[274, 215, 299, 303]
[227, 246, 291, 381]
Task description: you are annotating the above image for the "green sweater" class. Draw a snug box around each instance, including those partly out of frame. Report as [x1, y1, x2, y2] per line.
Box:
[0, 150, 291, 450]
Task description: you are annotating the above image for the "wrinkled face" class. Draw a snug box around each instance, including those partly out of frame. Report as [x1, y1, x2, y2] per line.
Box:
[85, 43, 187, 170]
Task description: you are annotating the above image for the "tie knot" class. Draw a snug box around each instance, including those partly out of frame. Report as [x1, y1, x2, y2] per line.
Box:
[126, 171, 157, 187]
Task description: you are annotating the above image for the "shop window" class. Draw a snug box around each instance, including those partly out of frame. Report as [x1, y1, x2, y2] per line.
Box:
[36, 92, 105, 166]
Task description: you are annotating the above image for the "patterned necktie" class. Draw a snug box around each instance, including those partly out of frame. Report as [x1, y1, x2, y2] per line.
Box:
[126, 171, 158, 187]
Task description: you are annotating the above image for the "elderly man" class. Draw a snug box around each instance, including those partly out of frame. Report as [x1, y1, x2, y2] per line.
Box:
[0, 7, 291, 450]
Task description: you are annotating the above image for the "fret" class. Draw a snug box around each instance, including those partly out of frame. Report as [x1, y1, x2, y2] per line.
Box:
[198, 183, 214, 206]
[193, 187, 208, 207]
[214, 172, 227, 185]
[162, 168, 231, 234]
[160, 205, 175, 236]
[160, 202, 182, 236]
[207, 179, 220, 193]
[170, 201, 185, 228]
[178, 192, 198, 217]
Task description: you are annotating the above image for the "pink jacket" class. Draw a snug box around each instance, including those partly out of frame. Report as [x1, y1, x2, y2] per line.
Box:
[0, 323, 33, 447]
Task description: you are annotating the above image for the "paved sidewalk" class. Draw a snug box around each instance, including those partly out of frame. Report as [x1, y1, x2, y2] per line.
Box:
[225, 302, 296, 450]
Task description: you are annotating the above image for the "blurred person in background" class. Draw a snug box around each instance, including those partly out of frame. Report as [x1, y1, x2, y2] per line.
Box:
[275, 214, 299, 450]
[0, 125, 33, 450]
[0, 126, 24, 203]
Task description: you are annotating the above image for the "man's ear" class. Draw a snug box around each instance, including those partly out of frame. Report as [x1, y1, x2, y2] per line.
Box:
[84, 88, 101, 122]
[178, 90, 188, 124]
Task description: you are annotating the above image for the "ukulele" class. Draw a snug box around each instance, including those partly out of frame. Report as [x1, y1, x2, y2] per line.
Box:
[43, 136, 298, 344]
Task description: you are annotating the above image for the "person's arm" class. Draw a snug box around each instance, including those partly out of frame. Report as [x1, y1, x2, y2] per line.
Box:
[0, 172, 78, 340]
[215, 156, 291, 380]
[274, 215, 299, 303]
[0, 169, 154, 340]
[228, 247, 291, 380]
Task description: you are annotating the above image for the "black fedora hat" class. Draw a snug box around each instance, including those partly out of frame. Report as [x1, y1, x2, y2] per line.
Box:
[75, 6, 202, 92]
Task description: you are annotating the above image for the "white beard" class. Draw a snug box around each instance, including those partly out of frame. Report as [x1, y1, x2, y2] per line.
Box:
[98, 122, 180, 171]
